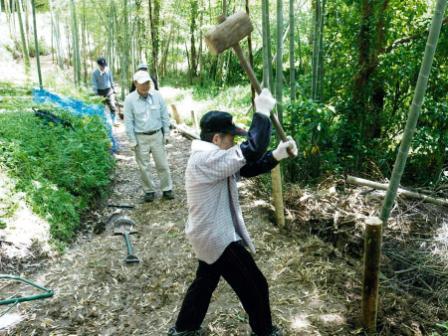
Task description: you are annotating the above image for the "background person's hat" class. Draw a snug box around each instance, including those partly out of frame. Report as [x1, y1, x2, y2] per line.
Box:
[200, 111, 247, 136]
[137, 63, 148, 71]
[97, 57, 107, 66]
[133, 70, 151, 84]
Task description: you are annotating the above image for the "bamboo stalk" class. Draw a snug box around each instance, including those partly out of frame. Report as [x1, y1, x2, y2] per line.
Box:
[16, 0, 30, 74]
[379, 0, 448, 224]
[289, 0, 296, 102]
[361, 216, 383, 334]
[31, 0, 42, 89]
[346, 175, 448, 207]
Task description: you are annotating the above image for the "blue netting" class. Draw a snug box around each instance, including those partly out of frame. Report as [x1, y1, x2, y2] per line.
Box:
[32, 89, 119, 152]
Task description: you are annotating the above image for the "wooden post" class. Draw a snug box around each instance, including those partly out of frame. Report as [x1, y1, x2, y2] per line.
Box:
[191, 110, 199, 131]
[361, 216, 383, 334]
[171, 104, 182, 124]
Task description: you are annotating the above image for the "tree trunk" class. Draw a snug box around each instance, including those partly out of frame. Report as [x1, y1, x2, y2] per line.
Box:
[189, 0, 198, 78]
[311, 0, 322, 101]
[289, 0, 296, 102]
[31, 0, 42, 89]
[81, 0, 88, 84]
[245, 0, 255, 110]
[121, 0, 130, 100]
[16, 0, 30, 74]
[317, 0, 326, 101]
[266, 0, 274, 93]
[70, 0, 81, 86]
[135, 0, 145, 62]
[350, 0, 390, 165]
[50, 1, 64, 69]
[24, 0, 31, 55]
[263, 0, 285, 228]
[276, 0, 284, 124]
[148, 0, 160, 80]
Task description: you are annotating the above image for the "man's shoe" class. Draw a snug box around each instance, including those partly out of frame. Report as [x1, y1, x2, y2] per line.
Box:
[167, 326, 204, 336]
[163, 190, 175, 200]
[144, 192, 155, 202]
[251, 326, 283, 336]
[269, 326, 283, 336]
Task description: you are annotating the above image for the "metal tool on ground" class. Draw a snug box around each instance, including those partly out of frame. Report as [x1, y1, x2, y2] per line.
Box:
[204, 11, 296, 157]
[0, 275, 53, 306]
[112, 215, 140, 264]
[107, 203, 135, 209]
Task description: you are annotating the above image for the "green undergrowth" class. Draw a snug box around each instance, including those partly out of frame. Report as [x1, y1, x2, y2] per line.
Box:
[0, 82, 115, 246]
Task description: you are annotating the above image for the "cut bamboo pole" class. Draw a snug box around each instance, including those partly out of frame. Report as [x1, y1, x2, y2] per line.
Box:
[172, 124, 199, 140]
[346, 175, 448, 207]
[170, 104, 182, 125]
[190, 110, 199, 132]
[361, 216, 383, 335]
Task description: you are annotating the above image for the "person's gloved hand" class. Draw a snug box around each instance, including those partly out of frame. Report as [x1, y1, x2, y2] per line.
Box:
[254, 88, 276, 117]
[272, 136, 298, 161]
[130, 143, 138, 151]
[164, 134, 170, 145]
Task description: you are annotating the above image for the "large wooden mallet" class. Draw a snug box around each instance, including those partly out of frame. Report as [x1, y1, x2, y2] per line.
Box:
[205, 11, 295, 157]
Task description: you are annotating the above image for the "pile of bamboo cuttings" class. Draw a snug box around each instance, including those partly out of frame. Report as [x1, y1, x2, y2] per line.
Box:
[282, 177, 448, 302]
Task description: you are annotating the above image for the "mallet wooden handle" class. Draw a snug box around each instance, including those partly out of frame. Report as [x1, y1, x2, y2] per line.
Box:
[232, 44, 296, 157]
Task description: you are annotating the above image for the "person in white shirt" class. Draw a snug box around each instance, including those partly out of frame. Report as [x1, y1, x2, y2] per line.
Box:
[124, 70, 174, 202]
[168, 89, 297, 336]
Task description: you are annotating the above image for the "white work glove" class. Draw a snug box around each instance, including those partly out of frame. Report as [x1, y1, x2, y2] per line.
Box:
[254, 88, 276, 117]
[272, 136, 298, 161]
[164, 133, 170, 145]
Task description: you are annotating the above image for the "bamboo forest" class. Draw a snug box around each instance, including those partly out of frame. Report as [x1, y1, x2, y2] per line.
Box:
[1, 0, 448, 335]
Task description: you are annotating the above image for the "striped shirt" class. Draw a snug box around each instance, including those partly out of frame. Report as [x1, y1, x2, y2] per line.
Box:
[185, 140, 255, 264]
[185, 113, 278, 264]
[123, 90, 170, 147]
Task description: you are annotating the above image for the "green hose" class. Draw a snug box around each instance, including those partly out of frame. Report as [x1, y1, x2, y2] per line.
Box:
[0, 274, 53, 305]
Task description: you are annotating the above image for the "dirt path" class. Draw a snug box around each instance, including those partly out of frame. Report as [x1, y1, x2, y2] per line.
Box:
[1, 113, 355, 335]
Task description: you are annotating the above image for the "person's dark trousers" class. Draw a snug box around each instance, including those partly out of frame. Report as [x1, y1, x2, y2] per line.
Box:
[97, 88, 117, 121]
[175, 242, 273, 336]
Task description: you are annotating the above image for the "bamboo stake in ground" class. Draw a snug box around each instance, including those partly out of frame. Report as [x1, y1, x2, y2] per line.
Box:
[190, 110, 199, 132]
[170, 104, 182, 125]
[361, 216, 383, 335]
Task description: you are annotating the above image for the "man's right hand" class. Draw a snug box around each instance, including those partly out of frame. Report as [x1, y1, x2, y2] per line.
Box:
[254, 89, 276, 118]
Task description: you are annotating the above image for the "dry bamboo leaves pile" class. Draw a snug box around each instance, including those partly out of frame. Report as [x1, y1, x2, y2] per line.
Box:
[2, 126, 447, 335]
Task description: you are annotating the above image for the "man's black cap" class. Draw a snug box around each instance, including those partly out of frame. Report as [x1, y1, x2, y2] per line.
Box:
[200, 111, 247, 136]
[97, 57, 107, 66]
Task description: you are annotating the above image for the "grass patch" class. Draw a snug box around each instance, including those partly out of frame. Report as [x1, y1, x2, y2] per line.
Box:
[0, 84, 114, 243]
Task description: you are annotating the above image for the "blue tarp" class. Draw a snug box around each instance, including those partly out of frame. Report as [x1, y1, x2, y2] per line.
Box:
[32, 89, 119, 152]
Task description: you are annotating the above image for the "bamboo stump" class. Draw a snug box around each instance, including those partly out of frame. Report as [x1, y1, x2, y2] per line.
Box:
[361, 216, 383, 335]
[191, 110, 199, 132]
[171, 104, 182, 124]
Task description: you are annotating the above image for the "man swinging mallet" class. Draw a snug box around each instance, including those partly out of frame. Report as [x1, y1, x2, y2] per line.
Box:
[168, 89, 297, 336]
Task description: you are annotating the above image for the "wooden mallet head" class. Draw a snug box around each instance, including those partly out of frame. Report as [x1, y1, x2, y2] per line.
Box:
[205, 11, 253, 55]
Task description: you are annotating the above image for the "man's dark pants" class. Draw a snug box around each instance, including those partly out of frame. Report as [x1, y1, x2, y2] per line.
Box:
[175, 242, 273, 336]
[97, 88, 117, 121]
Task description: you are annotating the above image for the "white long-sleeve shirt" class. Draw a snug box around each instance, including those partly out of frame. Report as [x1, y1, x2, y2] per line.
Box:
[185, 140, 256, 264]
[123, 90, 170, 147]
